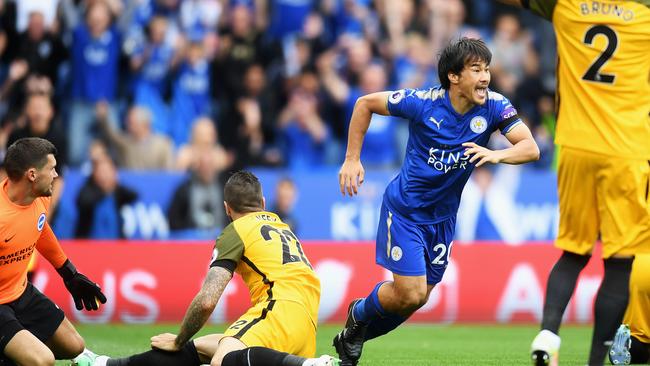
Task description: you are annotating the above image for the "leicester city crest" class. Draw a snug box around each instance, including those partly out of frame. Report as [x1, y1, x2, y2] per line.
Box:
[391, 246, 403, 261]
[470, 116, 488, 134]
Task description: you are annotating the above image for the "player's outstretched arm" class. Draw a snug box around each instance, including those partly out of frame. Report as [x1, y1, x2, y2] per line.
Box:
[151, 266, 233, 352]
[56, 259, 107, 311]
[462, 124, 540, 166]
[36, 222, 107, 311]
[339, 91, 392, 197]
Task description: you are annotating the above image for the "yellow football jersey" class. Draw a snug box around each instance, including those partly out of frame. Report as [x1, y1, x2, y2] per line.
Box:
[211, 211, 320, 325]
[527, 0, 650, 159]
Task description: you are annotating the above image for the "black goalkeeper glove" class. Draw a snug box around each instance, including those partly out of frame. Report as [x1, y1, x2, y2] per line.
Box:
[57, 259, 107, 311]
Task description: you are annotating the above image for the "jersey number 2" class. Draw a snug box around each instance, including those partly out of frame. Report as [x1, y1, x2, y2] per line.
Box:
[582, 25, 618, 84]
[260, 225, 312, 269]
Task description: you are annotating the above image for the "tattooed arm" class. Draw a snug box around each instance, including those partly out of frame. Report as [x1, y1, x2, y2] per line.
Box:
[150, 266, 233, 351]
[176, 267, 232, 347]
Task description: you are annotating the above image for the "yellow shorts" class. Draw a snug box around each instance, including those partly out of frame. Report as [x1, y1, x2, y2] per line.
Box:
[623, 254, 650, 343]
[556, 147, 650, 258]
[223, 300, 317, 357]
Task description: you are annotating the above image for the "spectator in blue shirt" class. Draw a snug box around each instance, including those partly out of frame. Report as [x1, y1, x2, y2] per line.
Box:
[68, 1, 121, 166]
[131, 15, 180, 136]
[266, 0, 313, 41]
[179, 0, 220, 56]
[347, 64, 400, 168]
[321, 56, 400, 167]
[170, 41, 211, 147]
[393, 33, 438, 90]
[278, 71, 330, 170]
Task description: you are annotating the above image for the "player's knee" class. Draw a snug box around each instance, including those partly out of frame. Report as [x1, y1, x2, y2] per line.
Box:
[70, 335, 85, 357]
[58, 333, 85, 359]
[210, 353, 227, 366]
[396, 290, 428, 311]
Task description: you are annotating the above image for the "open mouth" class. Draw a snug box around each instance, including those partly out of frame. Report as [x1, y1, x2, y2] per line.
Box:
[475, 88, 487, 99]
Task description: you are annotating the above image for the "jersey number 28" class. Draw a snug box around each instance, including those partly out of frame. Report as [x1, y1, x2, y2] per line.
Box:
[260, 225, 313, 269]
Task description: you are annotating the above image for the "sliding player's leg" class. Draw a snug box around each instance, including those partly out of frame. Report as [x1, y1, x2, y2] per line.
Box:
[220, 345, 340, 366]
[212, 336, 246, 365]
[213, 337, 340, 366]
[72, 335, 217, 366]
[79, 341, 202, 366]
[194, 334, 226, 363]
[75, 333, 203, 366]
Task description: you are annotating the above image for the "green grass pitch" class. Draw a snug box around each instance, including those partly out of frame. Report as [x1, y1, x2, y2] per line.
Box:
[56, 324, 594, 365]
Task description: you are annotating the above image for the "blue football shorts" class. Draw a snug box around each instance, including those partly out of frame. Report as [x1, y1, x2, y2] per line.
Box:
[375, 201, 456, 284]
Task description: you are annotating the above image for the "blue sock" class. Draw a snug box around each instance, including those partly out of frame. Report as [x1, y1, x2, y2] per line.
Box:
[352, 281, 388, 322]
[364, 313, 407, 341]
[351, 281, 408, 341]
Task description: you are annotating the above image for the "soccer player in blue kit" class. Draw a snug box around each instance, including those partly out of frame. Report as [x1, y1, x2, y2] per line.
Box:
[333, 38, 541, 365]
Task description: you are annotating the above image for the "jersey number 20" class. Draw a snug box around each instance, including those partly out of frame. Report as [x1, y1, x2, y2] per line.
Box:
[260, 225, 313, 269]
[582, 25, 618, 84]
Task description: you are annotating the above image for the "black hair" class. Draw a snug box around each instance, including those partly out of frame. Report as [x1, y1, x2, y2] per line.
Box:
[4, 137, 57, 181]
[224, 171, 264, 213]
[438, 38, 492, 89]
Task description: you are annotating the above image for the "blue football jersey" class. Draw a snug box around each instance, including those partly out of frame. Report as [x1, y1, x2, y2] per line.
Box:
[384, 87, 522, 224]
[72, 25, 121, 102]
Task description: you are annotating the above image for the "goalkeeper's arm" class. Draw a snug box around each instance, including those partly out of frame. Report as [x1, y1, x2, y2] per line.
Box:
[56, 259, 107, 311]
[35, 222, 107, 311]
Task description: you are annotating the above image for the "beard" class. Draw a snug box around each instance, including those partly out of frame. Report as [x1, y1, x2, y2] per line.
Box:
[35, 182, 53, 197]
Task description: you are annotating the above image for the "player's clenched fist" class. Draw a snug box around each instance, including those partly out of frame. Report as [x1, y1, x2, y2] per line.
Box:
[57, 259, 107, 311]
[339, 159, 365, 197]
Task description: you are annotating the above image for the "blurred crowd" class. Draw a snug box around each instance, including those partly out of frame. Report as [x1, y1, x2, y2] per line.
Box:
[0, 0, 559, 237]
